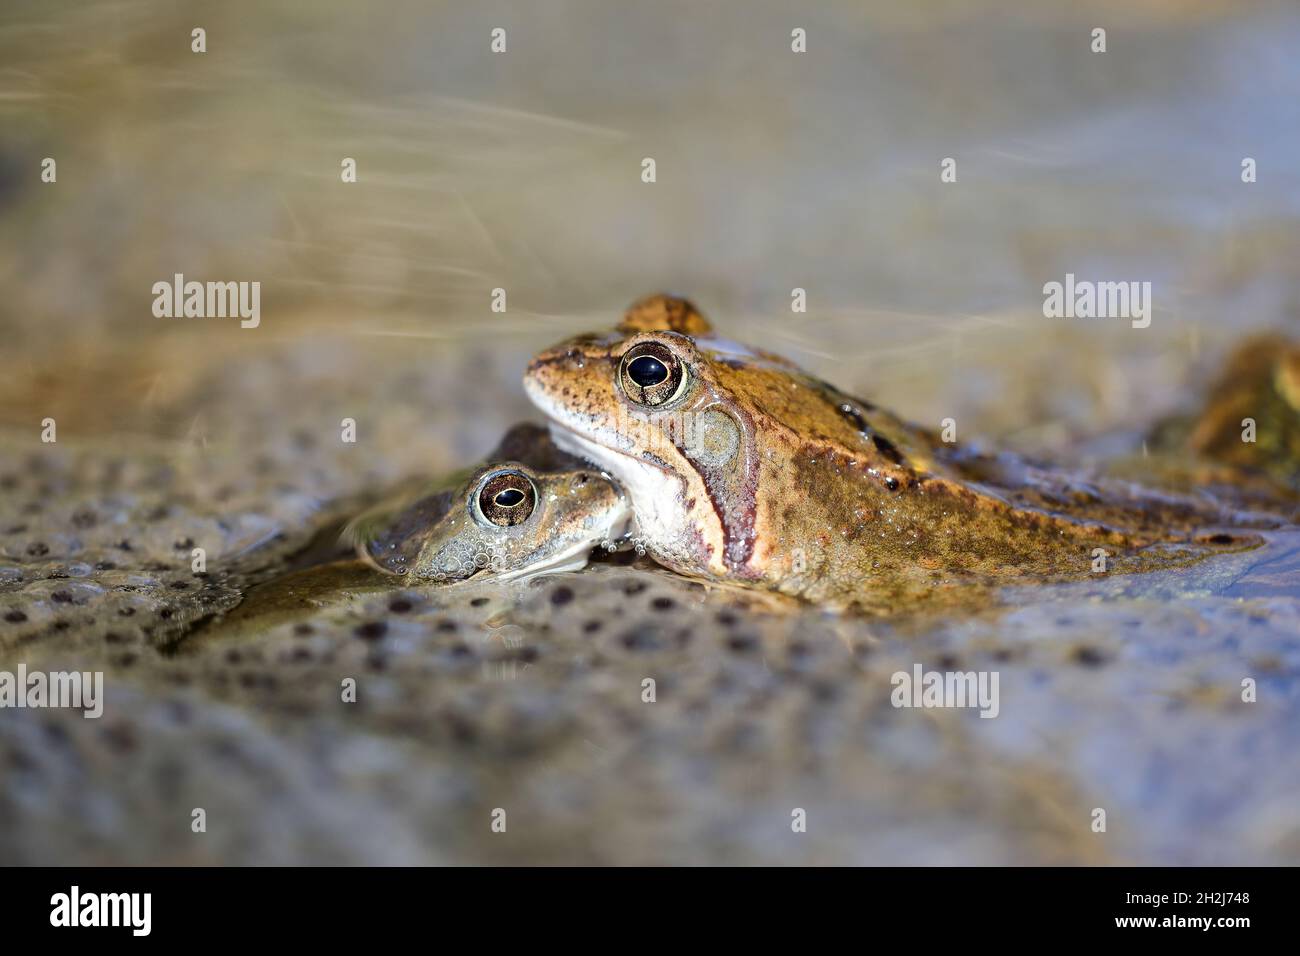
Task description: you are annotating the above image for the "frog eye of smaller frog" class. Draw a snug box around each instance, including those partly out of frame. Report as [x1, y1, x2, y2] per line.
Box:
[619, 342, 689, 407]
[476, 471, 538, 527]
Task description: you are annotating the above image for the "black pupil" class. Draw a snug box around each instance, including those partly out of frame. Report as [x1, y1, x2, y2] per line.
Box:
[494, 488, 525, 507]
[627, 355, 669, 387]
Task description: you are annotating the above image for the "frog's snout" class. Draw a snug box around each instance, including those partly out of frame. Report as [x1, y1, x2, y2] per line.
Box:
[524, 345, 583, 381]
[523, 341, 603, 403]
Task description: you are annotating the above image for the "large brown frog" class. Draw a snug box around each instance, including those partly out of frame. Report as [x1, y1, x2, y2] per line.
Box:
[524, 295, 1291, 610]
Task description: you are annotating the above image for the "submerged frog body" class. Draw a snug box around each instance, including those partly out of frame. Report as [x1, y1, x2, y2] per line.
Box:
[349, 424, 629, 583]
[524, 295, 1282, 610]
[1148, 333, 1300, 492]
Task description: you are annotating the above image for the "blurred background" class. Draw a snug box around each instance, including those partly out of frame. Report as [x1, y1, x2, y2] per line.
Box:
[1, 0, 1299, 866]
[4, 0, 1299, 456]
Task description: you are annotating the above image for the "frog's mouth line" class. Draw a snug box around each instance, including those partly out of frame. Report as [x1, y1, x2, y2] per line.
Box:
[521, 370, 664, 471]
[544, 419, 671, 473]
[491, 537, 601, 582]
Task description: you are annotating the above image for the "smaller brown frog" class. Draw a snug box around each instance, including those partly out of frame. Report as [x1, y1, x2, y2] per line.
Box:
[348, 424, 630, 583]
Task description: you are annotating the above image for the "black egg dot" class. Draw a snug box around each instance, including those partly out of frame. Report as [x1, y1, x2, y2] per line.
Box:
[626, 355, 668, 387]
[621, 626, 663, 651]
[354, 621, 387, 641]
[1073, 646, 1108, 668]
[727, 634, 758, 653]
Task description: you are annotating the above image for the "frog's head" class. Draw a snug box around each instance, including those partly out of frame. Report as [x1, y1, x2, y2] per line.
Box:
[357, 458, 629, 583]
[524, 294, 816, 578]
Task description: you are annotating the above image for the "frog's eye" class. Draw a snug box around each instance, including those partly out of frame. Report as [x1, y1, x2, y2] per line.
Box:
[475, 471, 538, 527]
[619, 341, 689, 407]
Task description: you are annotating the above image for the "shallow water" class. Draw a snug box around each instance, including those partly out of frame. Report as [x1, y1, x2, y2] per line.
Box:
[1, 0, 1298, 864]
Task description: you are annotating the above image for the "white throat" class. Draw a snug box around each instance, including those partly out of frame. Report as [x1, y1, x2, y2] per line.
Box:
[546, 424, 684, 546]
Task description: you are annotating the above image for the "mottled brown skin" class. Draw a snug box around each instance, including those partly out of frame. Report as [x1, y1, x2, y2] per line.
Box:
[941, 430, 1298, 536]
[1148, 334, 1300, 492]
[525, 295, 1270, 611]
